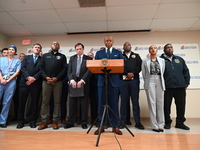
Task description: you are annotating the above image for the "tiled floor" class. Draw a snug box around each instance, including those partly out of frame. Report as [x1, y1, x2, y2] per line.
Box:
[1, 118, 199, 134]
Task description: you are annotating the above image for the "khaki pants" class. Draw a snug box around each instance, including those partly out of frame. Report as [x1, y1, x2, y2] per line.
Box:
[40, 81, 63, 122]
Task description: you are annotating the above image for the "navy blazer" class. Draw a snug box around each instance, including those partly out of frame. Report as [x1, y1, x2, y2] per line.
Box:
[19, 54, 42, 87]
[95, 48, 123, 87]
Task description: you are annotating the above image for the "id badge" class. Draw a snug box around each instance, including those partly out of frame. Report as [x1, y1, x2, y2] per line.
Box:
[2, 74, 10, 80]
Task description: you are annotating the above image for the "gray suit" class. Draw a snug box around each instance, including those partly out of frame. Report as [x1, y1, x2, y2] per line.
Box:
[142, 56, 165, 129]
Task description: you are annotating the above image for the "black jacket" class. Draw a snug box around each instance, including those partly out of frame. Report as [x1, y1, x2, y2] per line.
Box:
[122, 51, 142, 79]
[160, 54, 190, 88]
[40, 51, 67, 81]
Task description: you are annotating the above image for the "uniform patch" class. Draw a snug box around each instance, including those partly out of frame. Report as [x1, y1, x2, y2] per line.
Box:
[56, 56, 61, 60]
[132, 55, 136, 58]
[175, 59, 180, 63]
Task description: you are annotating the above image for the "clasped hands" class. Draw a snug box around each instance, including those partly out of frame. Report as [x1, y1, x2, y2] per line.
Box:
[71, 80, 84, 88]
[125, 73, 134, 80]
[46, 77, 58, 85]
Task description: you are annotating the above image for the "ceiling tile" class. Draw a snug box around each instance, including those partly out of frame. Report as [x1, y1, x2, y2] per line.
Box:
[0, 12, 20, 25]
[0, 25, 32, 36]
[24, 23, 68, 35]
[106, 0, 161, 6]
[0, 0, 53, 11]
[155, 3, 200, 18]
[150, 18, 199, 30]
[9, 10, 62, 24]
[50, 0, 80, 8]
[161, 0, 200, 3]
[107, 4, 159, 20]
[190, 19, 200, 30]
[108, 19, 152, 31]
[65, 22, 107, 32]
[57, 7, 106, 22]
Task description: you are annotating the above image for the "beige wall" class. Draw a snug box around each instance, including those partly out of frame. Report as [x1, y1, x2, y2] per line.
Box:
[8, 31, 200, 118]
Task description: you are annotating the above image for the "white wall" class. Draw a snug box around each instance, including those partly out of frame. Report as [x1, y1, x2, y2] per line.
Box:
[8, 31, 200, 118]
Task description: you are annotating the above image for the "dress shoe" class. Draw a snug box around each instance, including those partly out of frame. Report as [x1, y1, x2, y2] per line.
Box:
[159, 129, 164, 132]
[47, 120, 53, 124]
[175, 124, 190, 130]
[152, 129, 160, 132]
[81, 124, 88, 129]
[94, 127, 105, 135]
[64, 123, 74, 129]
[0, 124, 7, 128]
[30, 123, 37, 128]
[16, 123, 24, 129]
[164, 124, 171, 129]
[52, 121, 59, 130]
[113, 128, 122, 135]
[38, 122, 48, 130]
[135, 122, 145, 130]
[126, 121, 132, 125]
[61, 120, 67, 124]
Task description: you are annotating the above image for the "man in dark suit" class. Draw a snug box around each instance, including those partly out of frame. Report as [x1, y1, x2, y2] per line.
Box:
[64, 43, 92, 129]
[94, 35, 123, 135]
[17, 43, 42, 129]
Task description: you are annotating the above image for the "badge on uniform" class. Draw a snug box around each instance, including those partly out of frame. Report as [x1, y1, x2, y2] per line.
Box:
[132, 55, 136, 58]
[175, 59, 180, 63]
[56, 56, 61, 60]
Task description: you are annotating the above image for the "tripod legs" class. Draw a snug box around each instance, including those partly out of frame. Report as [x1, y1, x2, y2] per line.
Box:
[87, 104, 134, 147]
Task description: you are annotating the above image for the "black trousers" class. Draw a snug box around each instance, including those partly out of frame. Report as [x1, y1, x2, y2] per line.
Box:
[164, 88, 186, 125]
[18, 83, 42, 124]
[68, 92, 89, 125]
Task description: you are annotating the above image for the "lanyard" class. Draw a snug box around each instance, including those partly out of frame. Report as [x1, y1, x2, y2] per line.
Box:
[8, 58, 14, 72]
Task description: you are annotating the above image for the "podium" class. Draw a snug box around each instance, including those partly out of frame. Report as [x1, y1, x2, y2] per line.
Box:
[86, 59, 124, 73]
[86, 59, 134, 147]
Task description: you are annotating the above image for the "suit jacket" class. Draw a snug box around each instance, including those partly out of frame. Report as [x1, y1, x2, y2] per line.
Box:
[95, 48, 123, 87]
[68, 54, 92, 92]
[19, 54, 42, 87]
[142, 56, 165, 90]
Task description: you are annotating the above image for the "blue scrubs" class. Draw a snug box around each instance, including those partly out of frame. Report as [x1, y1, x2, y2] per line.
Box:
[0, 57, 21, 124]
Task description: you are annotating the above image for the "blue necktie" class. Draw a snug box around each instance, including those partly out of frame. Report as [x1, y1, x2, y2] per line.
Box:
[34, 55, 37, 63]
[107, 48, 110, 58]
[76, 56, 81, 78]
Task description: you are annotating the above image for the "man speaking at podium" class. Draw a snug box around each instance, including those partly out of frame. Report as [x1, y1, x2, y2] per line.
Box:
[94, 35, 123, 135]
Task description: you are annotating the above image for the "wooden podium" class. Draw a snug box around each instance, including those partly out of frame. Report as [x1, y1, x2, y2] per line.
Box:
[86, 59, 124, 73]
[86, 58, 134, 147]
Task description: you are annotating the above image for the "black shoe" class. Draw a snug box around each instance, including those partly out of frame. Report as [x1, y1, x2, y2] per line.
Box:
[152, 129, 160, 132]
[135, 122, 145, 130]
[81, 124, 88, 129]
[30, 123, 37, 128]
[159, 129, 164, 132]
[16, 123, 24, 129]
[126, 121, 132, 125]
[0, 124, 7, 128]
[164, 124, 171, 129]
[64, 123, 74, 129]
[175, 124, 190, 130]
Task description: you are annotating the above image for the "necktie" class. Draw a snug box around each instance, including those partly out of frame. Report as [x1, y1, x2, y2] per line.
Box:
[107, 48, 110, 58]
[76, 56, 81, 78]
[34, 55, 37, 63]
